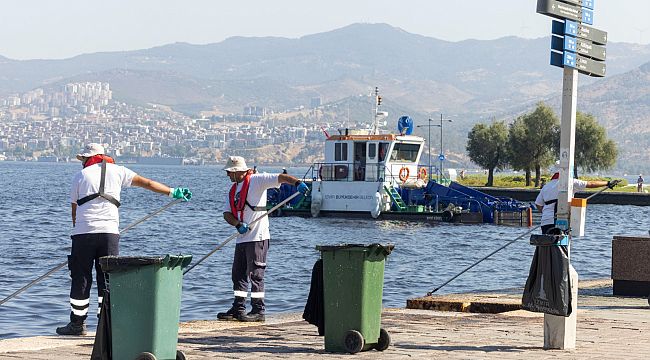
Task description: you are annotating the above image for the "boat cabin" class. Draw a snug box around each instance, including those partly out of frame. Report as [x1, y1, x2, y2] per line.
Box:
[316, 131, 425, 184]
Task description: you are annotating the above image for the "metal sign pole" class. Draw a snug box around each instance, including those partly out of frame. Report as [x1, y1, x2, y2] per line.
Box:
[439, 114, 443, 183]
[544, 66, 579, 351]
[537, 0, 606, 350]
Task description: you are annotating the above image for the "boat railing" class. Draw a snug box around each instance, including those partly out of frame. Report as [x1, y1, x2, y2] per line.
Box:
[301, 164, 314, 182]
[312, 162, 386, 182]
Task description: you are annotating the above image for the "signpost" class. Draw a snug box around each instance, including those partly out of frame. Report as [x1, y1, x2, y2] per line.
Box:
[536, 0, 593, 24]
[551, 47, 606, 77]
[552, 20, 607, 45]
[551, 34, 606, 61]
[536, 0, 607, 351]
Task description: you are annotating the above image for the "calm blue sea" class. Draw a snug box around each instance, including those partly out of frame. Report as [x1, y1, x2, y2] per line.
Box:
[0, 161, 648, 339]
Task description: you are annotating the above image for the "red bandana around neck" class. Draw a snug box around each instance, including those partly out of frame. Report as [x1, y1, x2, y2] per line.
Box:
[551, 172, 560, 180]
[83, 154, 115, 168]
[229, 173, 252, 222]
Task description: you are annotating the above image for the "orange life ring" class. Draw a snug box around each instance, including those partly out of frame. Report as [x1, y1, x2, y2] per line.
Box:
[418, 167, 428, 180]
[398, 167, 409, 182]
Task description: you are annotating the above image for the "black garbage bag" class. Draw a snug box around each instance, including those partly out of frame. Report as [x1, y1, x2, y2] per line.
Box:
[302, 259, 324, 336]
[91, 289, 112, 360]
[522, 243, 572, 317]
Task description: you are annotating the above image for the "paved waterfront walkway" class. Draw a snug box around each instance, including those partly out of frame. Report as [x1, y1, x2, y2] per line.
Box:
[2, 281, 649, 359]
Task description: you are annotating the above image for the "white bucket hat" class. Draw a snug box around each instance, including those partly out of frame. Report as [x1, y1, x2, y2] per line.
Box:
[223, 156, 250, 172]
[76, 143, 105, 161]
[550, 160, 561, 174]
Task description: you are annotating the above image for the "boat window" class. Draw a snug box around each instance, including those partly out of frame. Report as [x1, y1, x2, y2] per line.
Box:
[335, 143, 348, 161]
[378, 143, 389, 162]
[389, 143, 420, 163]
[368, 143, 376, 159]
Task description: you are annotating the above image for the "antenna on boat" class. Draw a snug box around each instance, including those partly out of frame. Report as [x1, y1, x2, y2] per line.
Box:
[372, 86, 384, 135]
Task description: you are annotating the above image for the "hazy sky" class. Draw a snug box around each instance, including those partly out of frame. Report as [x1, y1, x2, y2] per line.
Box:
[2, 0, 649, 60]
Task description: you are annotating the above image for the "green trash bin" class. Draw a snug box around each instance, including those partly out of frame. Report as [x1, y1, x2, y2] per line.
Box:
[316, 243, 394, 354]
[100, 254, 192, 360]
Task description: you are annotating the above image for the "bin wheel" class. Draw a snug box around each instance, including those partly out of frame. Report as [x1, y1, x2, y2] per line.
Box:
[375, 328, 391, 351]
[135, 352, 156, 360]
[343, 330, 364, 354]
[176, 350, 186, 360]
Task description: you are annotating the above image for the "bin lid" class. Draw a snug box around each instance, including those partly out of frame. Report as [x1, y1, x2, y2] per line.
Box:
[315, 243, 394, 255]
[99, 254, 192, 273]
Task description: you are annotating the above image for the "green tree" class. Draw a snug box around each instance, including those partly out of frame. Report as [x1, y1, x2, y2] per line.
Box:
[517, 103, 559, 186]
[574, 112, 618, 177]
[466, 120, 509, 186]
[507, 118, 533, 186]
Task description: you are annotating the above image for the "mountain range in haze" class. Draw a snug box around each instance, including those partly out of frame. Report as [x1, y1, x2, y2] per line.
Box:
[1, 23, 649, 172]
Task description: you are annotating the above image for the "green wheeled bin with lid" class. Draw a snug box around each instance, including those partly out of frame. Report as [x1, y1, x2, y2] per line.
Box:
[316, 244, 394, 354]
[99, 254, 192, 360]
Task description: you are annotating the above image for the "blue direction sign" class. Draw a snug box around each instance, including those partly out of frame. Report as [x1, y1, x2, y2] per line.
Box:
[551, 34, 606, 61]
[550, 51, 605, 77]
[537, 0, 593, 25]
[552, 20, 607, 45]
[438, 154, 445, 161]
[574, 37, 606, 60]
[551, 35, 576, 52]
[557, 0, 594, 10]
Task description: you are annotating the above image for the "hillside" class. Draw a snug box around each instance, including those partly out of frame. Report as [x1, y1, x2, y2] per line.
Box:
[1, 23, 650, 172]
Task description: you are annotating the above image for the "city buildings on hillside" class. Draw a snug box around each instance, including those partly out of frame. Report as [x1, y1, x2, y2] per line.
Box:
[0, 82, 356, 163]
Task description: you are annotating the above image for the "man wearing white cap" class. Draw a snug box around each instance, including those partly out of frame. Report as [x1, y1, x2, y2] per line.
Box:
[217, 156, 308, 322]
[56, 143, 192, 336]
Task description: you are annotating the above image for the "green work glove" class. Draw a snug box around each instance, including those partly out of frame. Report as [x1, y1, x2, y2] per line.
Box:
[170, 187, 192, 201]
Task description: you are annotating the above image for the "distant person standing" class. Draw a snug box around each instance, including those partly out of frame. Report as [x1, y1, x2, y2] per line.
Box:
[56, 143, 192, 336]
[218, 156, 308, 322]
[638, 175, 644, 192]
[282, 167, 288, 174]
[535, 164, 615, 234]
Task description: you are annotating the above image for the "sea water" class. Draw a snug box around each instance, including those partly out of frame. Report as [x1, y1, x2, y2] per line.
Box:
[0, 162, 647, 339]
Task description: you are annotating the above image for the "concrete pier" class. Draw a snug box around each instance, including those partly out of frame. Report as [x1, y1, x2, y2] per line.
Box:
[2, 279, 648, 359]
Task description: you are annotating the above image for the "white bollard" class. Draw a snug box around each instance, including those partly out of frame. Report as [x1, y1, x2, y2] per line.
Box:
[570, 198, 587, 237]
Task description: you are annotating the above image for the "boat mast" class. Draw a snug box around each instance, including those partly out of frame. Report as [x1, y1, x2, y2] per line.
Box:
[372, 86, 382, 135]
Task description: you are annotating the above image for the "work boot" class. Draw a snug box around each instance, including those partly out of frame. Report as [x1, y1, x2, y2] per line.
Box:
[217, 307, 245, 321]
[56, 321, 87, 336]
[238, 311, 265, 322]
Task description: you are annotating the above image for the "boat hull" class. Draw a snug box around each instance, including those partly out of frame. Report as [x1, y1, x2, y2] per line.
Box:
[270, 208, 483, 224]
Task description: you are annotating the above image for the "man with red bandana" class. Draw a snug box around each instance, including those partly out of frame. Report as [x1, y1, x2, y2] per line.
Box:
[56, 143, 192, 336]
[217, 156, 308, 322]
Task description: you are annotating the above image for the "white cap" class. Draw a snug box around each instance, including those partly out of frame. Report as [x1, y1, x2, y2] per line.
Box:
[223, 156, 250, 172]
[550, 160, 560, 174]
[76, 143, 105, 161]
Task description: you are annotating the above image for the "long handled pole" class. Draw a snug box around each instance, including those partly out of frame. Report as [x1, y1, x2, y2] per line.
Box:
[0, 198, 184, 306]
[184, 191, 302, 275]
[427, 225, 540, 295]
[427, 182, 618, 295]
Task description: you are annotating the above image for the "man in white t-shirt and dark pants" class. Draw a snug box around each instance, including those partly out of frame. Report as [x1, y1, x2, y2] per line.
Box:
[535, 168, 612, 234]
[217, 156, 308, 322]
[56, 143, 192, 336]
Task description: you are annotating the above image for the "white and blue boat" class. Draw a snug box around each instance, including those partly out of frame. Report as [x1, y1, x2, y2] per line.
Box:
[268, 90, 531, 224]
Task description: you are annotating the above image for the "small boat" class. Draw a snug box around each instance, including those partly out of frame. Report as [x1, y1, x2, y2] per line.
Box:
[268, 90, 531, 224]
